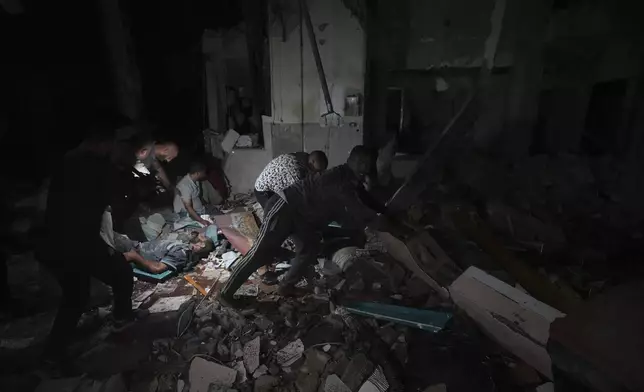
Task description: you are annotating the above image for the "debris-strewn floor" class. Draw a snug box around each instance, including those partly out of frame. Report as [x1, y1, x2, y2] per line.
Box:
[2, 185, 586, 392]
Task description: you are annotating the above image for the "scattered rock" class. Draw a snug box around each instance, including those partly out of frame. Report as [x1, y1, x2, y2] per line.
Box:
[253, 364, 268, 378]
[295, 371, 319, 392]
[377, 326, 398, 346]
[198, 326, 216, 340]
[188, 357, 236, 392]
[243, 336, 261, 373]
[301, 349, 330, 375]
[254, 375, 278, 392]
[323, 374, 351, 392]
[269, 363, 280, 376]
[341, 354, 374, 391]
[217, 341, 231, 361]
[233, 360, 248, 384]
[254, 317, 273, 331]
[276, 339, 304, 367]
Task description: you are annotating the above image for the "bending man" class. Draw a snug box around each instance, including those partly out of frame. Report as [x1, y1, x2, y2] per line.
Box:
[220, 146, 388, 306]
[253, 151, 328, 209]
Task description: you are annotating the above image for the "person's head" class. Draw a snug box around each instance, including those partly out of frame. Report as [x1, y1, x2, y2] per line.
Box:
[188, 162, 207, 181]
[308, 150, 328, 172]
[155, 141, 178, 162]
[346, 145, 372, 180]
[113, 124, 154, 168]
[189, 232, 215, 262]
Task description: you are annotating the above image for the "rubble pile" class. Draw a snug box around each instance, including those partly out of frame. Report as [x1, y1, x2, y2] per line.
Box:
[415, 151, 644, 298]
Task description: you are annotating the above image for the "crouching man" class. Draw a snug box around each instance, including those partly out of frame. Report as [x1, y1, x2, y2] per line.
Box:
[174, 162, 219, 226]
[220, 146, 391, 307]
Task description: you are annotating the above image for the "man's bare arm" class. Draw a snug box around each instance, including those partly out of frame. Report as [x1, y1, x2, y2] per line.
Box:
[123, 250, 168, 274]
[152, 160, 173, 190]
[182, 199, 210, 226]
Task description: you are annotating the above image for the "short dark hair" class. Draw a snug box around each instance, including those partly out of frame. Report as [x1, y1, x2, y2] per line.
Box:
[189, 162, 207, 174]
[348, 145, 371, 163]
[309, 150, 328, 169]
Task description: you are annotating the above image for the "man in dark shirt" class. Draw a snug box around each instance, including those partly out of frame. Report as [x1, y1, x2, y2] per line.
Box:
[220, 146, 387, 306]
[40, 126, 151, 359]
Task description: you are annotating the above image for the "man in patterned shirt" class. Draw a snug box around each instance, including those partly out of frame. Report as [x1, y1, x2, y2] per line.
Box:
[253, 151, 328, 208]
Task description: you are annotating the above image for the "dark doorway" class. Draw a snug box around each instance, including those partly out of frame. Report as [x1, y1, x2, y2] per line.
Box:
[582, 79, 628, 155]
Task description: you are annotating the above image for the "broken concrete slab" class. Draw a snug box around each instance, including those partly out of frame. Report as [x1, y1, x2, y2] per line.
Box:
[341, 353, 374, 391]
[450, 266, 566, 379]
[276, 339, 304, 367]
[243, 336, 260, 373]
[357, 366, 389, 392]
[324, 374, 351, 392]
[233, 360, 247, 384]
[188, 357, 236, 392]
[148, 295, 194, 313]
[252, 364, 268, 378]
[301, 349, 330, 375]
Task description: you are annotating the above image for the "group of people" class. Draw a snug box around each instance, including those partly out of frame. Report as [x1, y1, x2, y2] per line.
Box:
[39, 117, 396, 362]
[219, 145, 392, 306]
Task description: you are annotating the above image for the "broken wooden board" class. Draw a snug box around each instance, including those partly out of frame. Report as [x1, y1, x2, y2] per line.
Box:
[377, 231, 450, 299]
[450, 266, 566, 379]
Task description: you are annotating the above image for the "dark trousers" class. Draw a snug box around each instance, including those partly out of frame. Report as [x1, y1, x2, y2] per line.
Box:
[221, 195, 320, 298]
[254, 189, 275, 211]
[43, 243, 133, 353]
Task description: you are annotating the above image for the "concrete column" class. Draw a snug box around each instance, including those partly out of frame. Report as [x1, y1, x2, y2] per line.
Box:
[98, 0, 142, 120]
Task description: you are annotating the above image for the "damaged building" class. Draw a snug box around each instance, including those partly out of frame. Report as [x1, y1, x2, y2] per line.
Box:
[1, 0, 644, 391]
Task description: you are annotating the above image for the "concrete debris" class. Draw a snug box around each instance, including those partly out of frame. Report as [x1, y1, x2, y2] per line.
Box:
[234, 283, 259, 297]
[148, 295, 193, 313]
[253, 316, 273, 331]
[177, 380, 185, 392]
[243, 336, 261, 373]
[188, 357, 236, 392]
[217, 341, 231, 361]
[233, 360, 248, 384]
[331, 247, 359, 271]
[358, 366, 389, 392]
[253, 375, 278, 392]
[222, 251, 241, 269]
[276, 339, 305, 367]
[252, 364, 268, 378]
[341, 353, 374, 391]
[324, 374, 352, 392]
[301, 349, 330, 375]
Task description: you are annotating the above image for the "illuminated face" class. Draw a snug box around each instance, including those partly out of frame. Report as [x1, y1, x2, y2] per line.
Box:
[161, 144, 178, 162]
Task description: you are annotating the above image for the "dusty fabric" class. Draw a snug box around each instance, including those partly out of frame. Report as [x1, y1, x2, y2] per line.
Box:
[254, 153, 309, 193]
